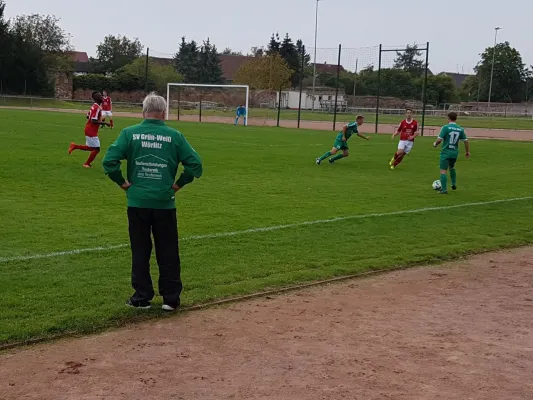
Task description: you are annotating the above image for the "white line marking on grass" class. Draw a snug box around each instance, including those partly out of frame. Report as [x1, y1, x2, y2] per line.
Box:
[1, 196, 531, 264]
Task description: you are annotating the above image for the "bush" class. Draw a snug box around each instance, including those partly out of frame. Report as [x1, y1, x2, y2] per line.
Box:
[74, 74, 117, 92]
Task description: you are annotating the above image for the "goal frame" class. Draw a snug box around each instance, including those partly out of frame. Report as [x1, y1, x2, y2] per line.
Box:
[166, 83, 250, 126]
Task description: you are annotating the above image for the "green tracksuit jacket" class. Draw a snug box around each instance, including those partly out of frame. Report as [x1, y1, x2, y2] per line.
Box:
[102, 119, 203, 209]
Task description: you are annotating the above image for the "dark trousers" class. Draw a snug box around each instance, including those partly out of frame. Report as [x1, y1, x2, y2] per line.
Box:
[127, 207, 182, 306]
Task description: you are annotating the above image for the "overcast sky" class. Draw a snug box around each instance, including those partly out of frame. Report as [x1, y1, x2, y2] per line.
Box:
[6, 0, 533, 74]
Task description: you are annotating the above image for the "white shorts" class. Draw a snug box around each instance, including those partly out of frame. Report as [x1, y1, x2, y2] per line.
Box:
[85, 136, 101, 148]
[398, 140, 414, 154]
[102, 111, 113, 117]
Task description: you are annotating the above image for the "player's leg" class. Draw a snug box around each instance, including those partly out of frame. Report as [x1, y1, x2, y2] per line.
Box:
[394, 141, 412, 168]
[439, 155, 449, 194]
[234, 115, 239, 125]
[108, 112, 114, 128]
[83, 136, 101, 168]
[449, 159, 458, 190]
[69, 136, 93, 154]
[127, 207, 155, 308]
[390, 145, 404, 166]
[317, 144, 338, 165]
[330, 148, 348, 164]
[392, 142, 406, 169]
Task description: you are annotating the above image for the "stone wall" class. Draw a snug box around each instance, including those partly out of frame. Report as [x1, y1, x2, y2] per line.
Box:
[55, 72, 73, 99]
[346, 96, 424, 109]
[74, 88, 276, 108]
[73, 89, 146, 103]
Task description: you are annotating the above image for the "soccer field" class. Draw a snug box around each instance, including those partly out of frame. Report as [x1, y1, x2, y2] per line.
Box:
[2, 96, 533, 130]
[1, 109, 533, 346]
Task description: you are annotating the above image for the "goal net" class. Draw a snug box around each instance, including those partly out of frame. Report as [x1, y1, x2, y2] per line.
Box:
[166, 83, 250, 126]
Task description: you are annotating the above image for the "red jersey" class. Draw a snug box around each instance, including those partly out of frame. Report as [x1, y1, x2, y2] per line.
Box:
[397, 119, 418, 141]
[101, 96, 112, 111]
[85, 103, 102, 137]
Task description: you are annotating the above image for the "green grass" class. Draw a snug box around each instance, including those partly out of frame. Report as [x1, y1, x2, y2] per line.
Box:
[1, 109, 533, 345]
[1, 96, 533, 130]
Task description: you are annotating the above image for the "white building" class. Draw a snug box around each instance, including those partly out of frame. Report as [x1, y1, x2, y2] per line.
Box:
[276, 89, 347, 111]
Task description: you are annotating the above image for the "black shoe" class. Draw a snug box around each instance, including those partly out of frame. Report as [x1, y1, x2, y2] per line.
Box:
[438, 190, 448, 195]
[162, 303, 179, 312]
[126, 299, 152, 309]
[328, 158, 335, 164]
[452, 185, 457, 191]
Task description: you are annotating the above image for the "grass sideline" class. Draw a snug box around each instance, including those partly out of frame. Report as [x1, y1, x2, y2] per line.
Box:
[1, 96, 533, 130]
[1, 109, 533, 345]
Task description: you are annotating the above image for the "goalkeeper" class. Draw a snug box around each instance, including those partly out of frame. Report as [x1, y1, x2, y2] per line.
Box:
[235, 105, 247, 126]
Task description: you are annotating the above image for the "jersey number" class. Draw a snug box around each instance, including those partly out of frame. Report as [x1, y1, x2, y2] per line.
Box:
[449, 132, 460, 146]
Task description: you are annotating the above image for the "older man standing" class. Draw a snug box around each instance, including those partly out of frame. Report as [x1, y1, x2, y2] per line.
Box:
[103, 93, 202, 311]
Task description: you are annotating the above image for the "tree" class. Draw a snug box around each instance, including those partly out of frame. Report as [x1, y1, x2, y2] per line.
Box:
[233, 53, 292, 90]
[198, 39, 223, 84]
[174, 37, 200, 82]
[279, 34, 299, 87]
[526, 67, 533, 103]
[0, 0, 12, 83]
[221, 47, 243, 56]
[295, 40, 312, 88]
[474, 41, 527, 102]
[267, 33, 281, 55]
[459, 75, 480, 101]
[250, 46, 265, 57]
[119, 57, 183, 93]
[10, 14, 71, 53]
[95, 35, 143, 74]
[422, 73, 458, 104]
[10, 13, 72, 72]
[175, 37, 223, 84]
[394, 44, 424, 76]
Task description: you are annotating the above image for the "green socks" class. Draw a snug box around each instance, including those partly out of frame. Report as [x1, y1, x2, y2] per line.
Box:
[319, 151, 332, 161]
[330, 153, 345, 162]
[450, 169, 457, 187]
[440, 173, 448, 192]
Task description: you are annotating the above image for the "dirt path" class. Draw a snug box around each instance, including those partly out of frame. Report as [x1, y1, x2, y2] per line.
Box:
[3, 106, 532, 140]
[2, 248, 533, 400]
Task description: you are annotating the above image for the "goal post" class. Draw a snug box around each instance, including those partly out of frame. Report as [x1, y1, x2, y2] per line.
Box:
[166, 83, 250, 126]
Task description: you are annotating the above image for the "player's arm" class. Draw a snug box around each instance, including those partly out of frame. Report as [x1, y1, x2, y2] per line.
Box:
[357, 133, 370, 141]
[174, 135, 203, 191]
[433, 127, 446, 147]
[462, 132, 470, 157]
[91, 112, 110, 126]
[392, 122, 402, 138]
[341, 125, 348, 141]
[409, 122, 419, 140]
[103, 129, 129, 187]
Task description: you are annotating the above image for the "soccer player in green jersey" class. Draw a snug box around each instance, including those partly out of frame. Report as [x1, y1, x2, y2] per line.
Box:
[316, 116, 369, 165]
[433, 112, 471, 194]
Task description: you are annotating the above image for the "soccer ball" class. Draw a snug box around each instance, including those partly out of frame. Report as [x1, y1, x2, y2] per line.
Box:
[432, 180, 442, 191]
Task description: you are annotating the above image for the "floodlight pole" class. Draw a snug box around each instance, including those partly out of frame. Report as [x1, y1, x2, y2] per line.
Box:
[488, 27, 501, 111]
[311, 0, 320, 112]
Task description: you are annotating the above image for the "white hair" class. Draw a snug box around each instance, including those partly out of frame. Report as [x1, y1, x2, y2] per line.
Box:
[142, 92, 167, 114]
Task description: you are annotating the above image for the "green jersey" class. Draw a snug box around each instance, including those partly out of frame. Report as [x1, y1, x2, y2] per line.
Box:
[103, 119, 203, 209]
[335, 122, 359, 141]
[438, 122, 467, 156]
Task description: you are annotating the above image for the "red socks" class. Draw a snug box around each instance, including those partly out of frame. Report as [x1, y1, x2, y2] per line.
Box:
[110, 119, 114, 128]
[394, 154, 405, 166]
[85, 149, 100, 166]
[75, 144, 92, 151]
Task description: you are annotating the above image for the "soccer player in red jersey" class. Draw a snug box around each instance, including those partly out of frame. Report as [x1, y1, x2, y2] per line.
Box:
[389, 109, 418, 169]
[101, 90, 113, 128]
[68, 91, 110, 168]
